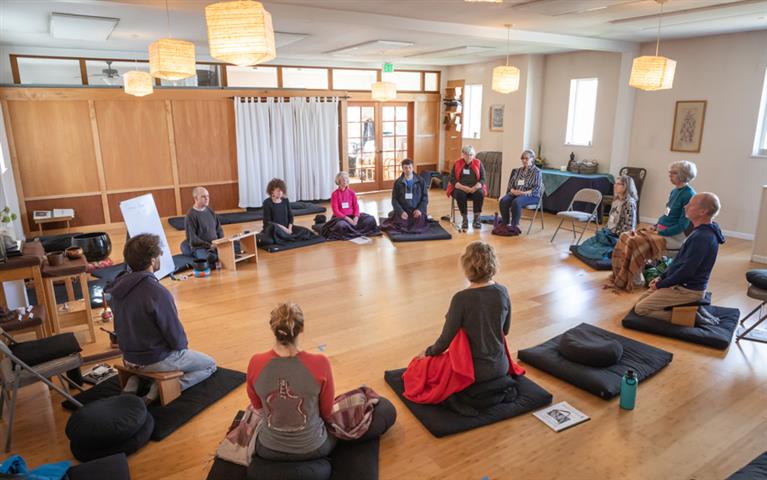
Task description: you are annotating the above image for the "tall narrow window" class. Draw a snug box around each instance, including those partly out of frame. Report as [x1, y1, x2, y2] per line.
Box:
[463, 84, 483, 140]
[565, 78, 598, 146]
[753, 67, 767, 157]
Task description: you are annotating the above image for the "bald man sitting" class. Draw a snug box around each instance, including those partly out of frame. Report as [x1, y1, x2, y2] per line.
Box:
[181, 186, 224, 263]
[634, 192, 725, 326]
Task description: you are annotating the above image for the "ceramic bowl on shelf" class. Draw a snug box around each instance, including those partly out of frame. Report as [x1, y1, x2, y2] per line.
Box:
[46, 251, 65, 266]
[65, 246, 84, 259]
[71, 232, 112, 262]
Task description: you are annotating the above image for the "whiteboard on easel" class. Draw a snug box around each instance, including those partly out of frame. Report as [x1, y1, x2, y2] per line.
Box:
[119, 194, 175, 280]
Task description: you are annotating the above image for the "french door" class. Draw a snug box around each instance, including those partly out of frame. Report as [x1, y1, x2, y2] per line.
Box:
[345, 101, 412, 192]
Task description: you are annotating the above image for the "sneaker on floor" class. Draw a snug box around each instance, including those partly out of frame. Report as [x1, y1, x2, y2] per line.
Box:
[122, 375, 140, 394]
[472, 218, 482, 229]
[461, 217, 469, 230]
[142, 381, 160, 406]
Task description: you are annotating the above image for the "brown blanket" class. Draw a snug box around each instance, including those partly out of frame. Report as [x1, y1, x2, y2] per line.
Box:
[610, 228, 666, 291]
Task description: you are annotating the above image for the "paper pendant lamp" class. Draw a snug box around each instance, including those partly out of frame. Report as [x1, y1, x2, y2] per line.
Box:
[371, 81, 397, 102]
[123, 71, 154, 97]
[629, 55, 676, 91]
[206, 1, 276, 66]
[492, 65, 520, 94]
[149, 38, 196, 81]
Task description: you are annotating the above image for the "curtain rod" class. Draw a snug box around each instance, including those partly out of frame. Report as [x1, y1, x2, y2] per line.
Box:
[230, 95, 350, 101]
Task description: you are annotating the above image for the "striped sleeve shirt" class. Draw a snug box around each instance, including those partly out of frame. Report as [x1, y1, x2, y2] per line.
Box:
[506, 165, 543, 197]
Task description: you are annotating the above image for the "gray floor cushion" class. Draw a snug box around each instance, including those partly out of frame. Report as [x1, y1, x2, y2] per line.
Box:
[518, 323, 673, 399]
[379, 219, 452, 242]
[622, 306, 740, 350]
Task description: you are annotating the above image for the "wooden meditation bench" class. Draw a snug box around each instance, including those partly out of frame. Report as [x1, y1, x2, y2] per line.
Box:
[115, 364, 183, 406]
[665, 291, 712, 327]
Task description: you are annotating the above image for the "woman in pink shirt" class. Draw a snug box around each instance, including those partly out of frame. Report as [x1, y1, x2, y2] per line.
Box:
[320, 171, 380, 240]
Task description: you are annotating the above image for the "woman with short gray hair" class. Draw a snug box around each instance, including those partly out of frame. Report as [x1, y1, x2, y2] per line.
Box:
[320, 171, 380, 240]
[446, 144, 486, 230]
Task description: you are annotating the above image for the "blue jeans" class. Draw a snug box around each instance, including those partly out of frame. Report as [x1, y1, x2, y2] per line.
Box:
[142, 349, 217, 390]
[499, 194, 540, 226]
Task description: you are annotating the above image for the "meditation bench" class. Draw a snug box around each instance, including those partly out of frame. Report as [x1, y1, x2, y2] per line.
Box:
[665, 291, 712, 327]
[115, 364, 183, 406]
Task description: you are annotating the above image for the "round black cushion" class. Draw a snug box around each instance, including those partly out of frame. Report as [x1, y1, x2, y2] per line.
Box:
[747, 270, 767, 291]
[70, 410, 154, 462]
[66, 395, 148, 449]
[559, 328, 624, 367]
[355, 396, 397, 443]
[246, 455, 332, 480]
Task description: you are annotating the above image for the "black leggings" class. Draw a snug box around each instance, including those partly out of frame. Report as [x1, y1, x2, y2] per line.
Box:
[452, 189, 484, 215]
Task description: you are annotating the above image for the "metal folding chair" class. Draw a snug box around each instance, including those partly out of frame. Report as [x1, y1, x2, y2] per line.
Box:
[549, 188, 602, 245]
[521, 187, 545, 235]
[736, 275, 767, 344]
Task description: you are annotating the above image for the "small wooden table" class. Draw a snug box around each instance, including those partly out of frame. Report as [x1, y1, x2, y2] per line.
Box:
[0, 241, 48, 337]
[42, 256, 95, 343]
[34, 215, 75, 235]
[212, 231, 258, 271]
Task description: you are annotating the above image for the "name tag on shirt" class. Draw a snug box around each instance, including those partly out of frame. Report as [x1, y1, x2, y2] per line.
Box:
[665, 207, 670, 215]
[405, 192, 413, 200]
[517, 180, 525, 186]
[341, 202, 350, 209]
[462, 168, 470, 175]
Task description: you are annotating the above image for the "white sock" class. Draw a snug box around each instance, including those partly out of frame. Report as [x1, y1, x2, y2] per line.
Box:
[122, 375, 140, 394]
[143, 381, 160, 403]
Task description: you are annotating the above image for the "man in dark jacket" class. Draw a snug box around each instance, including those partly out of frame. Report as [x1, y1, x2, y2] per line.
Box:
[181, 186, 224, 263]
[107, 234, 216, 402]
[634, 192, 724, 325]
[392, 158, 428, 220]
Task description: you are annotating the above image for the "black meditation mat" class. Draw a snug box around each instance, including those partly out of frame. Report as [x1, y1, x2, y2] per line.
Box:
[26, 277, 108, 309]
[729, 451, 767, 479]
[378, 219, 452, 242]
[63, 368, 245, 441]
[383, 369, 552, 438]
[90, 254, 196, 281]
[258, 235, 326, 253]
[622, 306, 740, 350]
[167, 202, 327, 231]
[569, 245, 612, 271]
[206, 439, 380, 480]
[518, 323, 673, 399]
[311, 223, 383, 239]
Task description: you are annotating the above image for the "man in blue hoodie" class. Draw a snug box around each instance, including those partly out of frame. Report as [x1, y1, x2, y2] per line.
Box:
[107, 234, 216, 403]
[634, 192, 725, 325]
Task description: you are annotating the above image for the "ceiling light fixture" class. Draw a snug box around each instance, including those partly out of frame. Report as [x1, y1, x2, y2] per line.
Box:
[629, 0, 676, 91]
[492, 24, 520, 94]
[205, 1, 276, 66]
[124, 70, 154, 97]
[149, 0, 196, 81]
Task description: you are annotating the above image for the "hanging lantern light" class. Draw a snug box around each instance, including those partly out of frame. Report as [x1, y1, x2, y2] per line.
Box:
[123, 70, 154, 97]
[629, 0, 676, 91]
[205, 1, 276, 66]
[371, 81, 397, 102]
[149, 0, 196, 80]
[492, 24, 519, 94]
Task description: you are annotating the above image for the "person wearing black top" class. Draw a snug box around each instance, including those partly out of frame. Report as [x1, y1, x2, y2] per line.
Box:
[181, 186, 224, 263]
[381, 159, 430, 234]
[258, 178, 317, 246]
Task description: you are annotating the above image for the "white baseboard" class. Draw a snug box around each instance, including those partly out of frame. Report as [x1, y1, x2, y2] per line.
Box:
[752, 255, 767, 265]
[638, 216, 754, 241]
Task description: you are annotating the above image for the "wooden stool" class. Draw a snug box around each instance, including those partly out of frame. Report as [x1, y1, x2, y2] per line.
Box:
[667, 291, 712, 327]
[212, 231, 258, 271]
[0, 241, 48, 337]
[115, 364, 183, 406]
[41, 256, 95, 343]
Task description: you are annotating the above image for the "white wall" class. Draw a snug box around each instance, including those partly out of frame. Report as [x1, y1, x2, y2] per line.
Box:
[538, 50, 622, 172]
[629, 30, 767, 237]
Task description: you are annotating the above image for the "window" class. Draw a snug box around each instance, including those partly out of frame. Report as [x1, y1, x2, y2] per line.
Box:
[332, 69, 377, 91]
[424, 72, 439, 92]
[463, 84, 483, 140]
[282, 67, 328, 89]
[565, 78, 598, 146]
[753, 67, 767, 156]
[382, 71, 421, 91]
[226, 65, 278, 88]
[17, 57, 82, 85]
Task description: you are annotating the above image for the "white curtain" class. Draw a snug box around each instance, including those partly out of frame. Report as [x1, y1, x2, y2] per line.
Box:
[235, 96, 339, 208]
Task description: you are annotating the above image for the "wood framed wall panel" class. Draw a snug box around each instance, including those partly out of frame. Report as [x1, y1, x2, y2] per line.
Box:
[180, 182, 239, 212]
[171, 99, 237, 184]
[25, 195, 104, 228]
[8, 100, 101, 197]
[95, 100, 174, 190]
[107, 189, 176, 223]
[414, 98, 440, 167]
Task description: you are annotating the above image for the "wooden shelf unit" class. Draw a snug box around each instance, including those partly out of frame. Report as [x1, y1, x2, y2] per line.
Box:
[443, 80, 465, 173]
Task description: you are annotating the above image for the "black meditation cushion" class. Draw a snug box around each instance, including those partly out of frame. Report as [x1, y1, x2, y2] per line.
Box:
[729, 451, 767, 479]
[747, 269, 767, 291]
[66, 395, 149, 449]
[353, 397, 397, 443]
[622, 306, 740, 350]
[559, 327, 624, 367]
[246, 456, 332, 480]
[67, 454, 131, 480]
[10, 332, 81, 366]
[70, 412, 154, 462]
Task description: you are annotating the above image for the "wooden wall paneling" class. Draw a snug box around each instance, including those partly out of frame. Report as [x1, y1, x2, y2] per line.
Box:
[414, 97, 439, 167]
[7, 100, 101, 198]
[108, 189, 177, 223]
[1, 100, 29, 233]
[88, 100, 111, 224]
[180, 182, 239, 212]
[95, 100, 174, 191]
[171, 99, 237, 185]
[165, 101, 183, 216]
[25, 195, 104, 228]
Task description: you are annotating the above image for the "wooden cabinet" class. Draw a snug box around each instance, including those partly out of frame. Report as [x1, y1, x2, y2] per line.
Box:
[443, 79, 464, 173]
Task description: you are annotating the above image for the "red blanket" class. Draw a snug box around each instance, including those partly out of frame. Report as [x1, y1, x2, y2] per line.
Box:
[402, 329, 525, 404]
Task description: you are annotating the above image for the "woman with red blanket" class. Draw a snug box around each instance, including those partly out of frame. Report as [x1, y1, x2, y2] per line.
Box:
[404, 241, 525, 416]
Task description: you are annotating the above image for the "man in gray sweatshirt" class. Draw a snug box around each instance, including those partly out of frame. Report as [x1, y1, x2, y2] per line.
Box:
[181, 186, 224, 262]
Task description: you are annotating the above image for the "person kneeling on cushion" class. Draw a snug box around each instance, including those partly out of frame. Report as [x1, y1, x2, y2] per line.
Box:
[634, 192, 724, 325]
[182, 186, 223, 264]
[320, 171, 379, 240]
[107, 234, 217, 404]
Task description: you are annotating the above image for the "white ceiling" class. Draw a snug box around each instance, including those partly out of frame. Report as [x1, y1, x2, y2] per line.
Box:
[0, 0, 765, 67]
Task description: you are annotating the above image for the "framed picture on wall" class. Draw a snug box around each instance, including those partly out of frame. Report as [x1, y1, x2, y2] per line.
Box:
[489, 104, 504, 132]
[671, 100, 707, 153]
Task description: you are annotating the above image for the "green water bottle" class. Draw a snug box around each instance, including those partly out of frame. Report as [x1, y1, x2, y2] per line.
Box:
[620, 369, 638, 410]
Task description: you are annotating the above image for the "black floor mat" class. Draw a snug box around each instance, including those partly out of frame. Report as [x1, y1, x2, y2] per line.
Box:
[729, 451, 767, 479]
[378, 219, 452, 242]
[90, 254, 196, 281]
[622, 306, 740, 350]
[63, 367, 245, 441]
[383, 369, 552, 438]
[167, 202, 327, 231]
[258, 235, 326, 253]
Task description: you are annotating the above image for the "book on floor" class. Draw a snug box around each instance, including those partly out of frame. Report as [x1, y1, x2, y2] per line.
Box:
[533, 401, 590, 432]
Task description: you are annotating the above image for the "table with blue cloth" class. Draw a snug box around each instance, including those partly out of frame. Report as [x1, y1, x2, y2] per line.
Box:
[541, 169, 614, 213]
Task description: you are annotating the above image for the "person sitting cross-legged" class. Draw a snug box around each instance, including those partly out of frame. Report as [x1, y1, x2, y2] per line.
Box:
[633, 192, 725, 325]
[258, 178, 318, 246]
[577, 175, 638, 260]
[107, 234, 217, 404]
[381, 158, 430, 233]
[181, 186, 224, 263]
[319, 171, 380, 240]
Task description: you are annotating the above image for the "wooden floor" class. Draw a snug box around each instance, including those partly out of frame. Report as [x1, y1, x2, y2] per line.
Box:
[10, 192, 767, 480]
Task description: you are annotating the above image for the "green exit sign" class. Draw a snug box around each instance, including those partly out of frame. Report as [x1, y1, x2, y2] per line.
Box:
[383, 63, 394, 73]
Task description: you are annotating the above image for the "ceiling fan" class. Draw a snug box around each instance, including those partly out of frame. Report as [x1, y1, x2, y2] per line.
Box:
[91, 60, 121, 85]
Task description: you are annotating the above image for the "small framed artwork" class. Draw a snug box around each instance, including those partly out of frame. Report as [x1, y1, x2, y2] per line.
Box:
[671, 100, 707, 153]
[489, 104, 504, 132]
